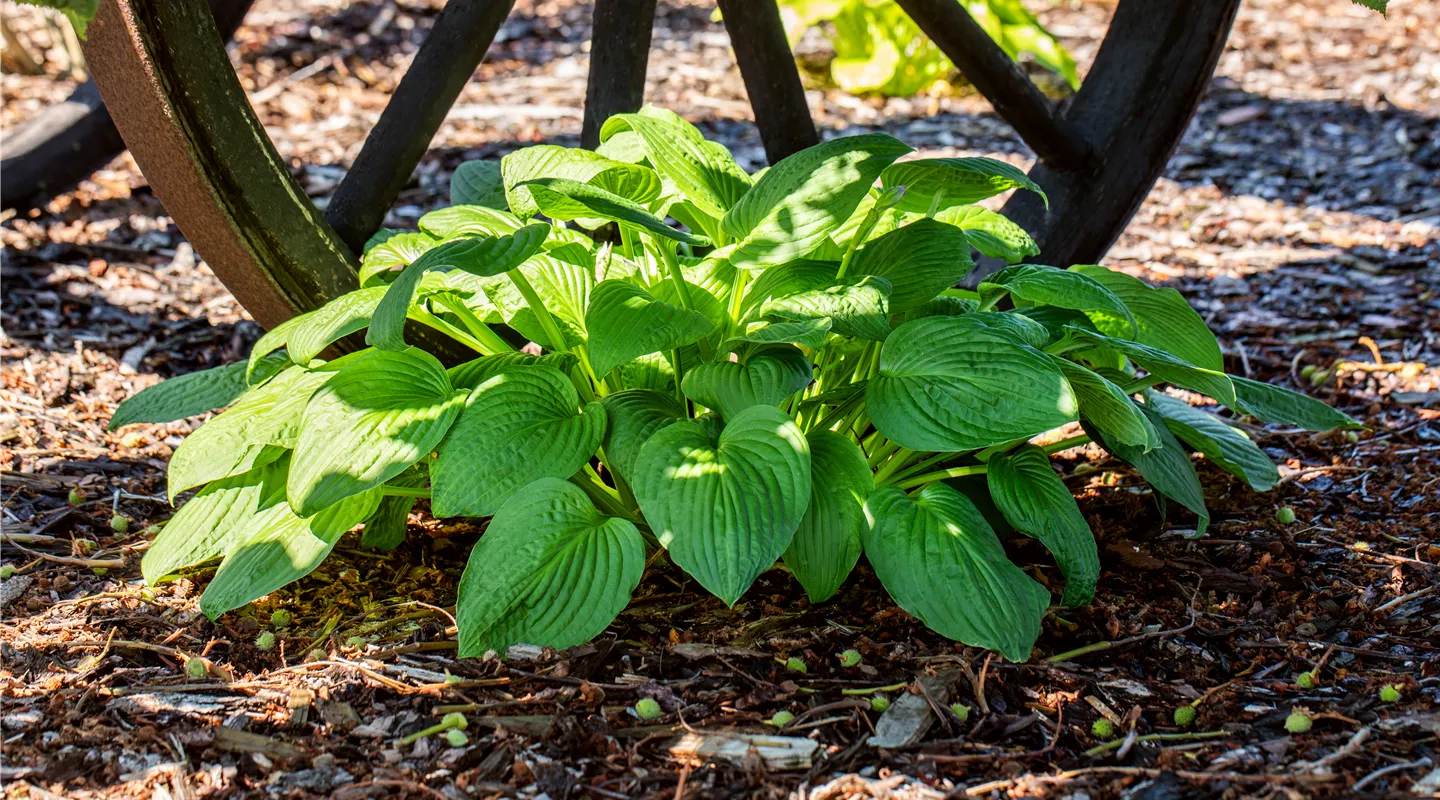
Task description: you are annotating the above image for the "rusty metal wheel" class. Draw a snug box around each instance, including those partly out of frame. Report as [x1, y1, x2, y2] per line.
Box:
[79, 0, 1239, 332]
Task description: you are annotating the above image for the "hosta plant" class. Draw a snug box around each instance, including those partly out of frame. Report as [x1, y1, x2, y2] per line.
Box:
[112, 107, 1358, 661]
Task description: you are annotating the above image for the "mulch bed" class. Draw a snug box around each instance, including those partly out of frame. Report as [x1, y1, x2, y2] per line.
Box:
[2, 0, 1437, 796]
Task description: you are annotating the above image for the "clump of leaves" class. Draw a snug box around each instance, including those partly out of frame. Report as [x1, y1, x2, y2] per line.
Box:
[777, 0, 1079, 96]
[112, 107, 1359, 663]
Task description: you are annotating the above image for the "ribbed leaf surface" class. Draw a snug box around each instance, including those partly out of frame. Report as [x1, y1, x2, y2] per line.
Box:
[1048, 356, 1158, 450]
[1069, 265, 1222, 371]
[586, 280, 716, 377]
[450, 160, 507, 209]
[682, 345, 812, 420]
[457, 479, 645, 655]
[520, 178, 704, 245]
[761, 275, 892, 341]
[600, 107, 752, 218]
[599, 389, 684, 485]
[111, 354, 286, 431]
[1147, 391, 1279, 492]
[485, 255, 593, 350]
[1064, 328, 1235, 405]
[431, 367, 605, 517]
[847, 219, 975, 311]
[934, 205, 1038, 262]
[782, 430, 870, 603]
[987, 445, 1098, 606]
[980, 264, 1135, 334]
[1230, 376, 1361, 431]
[143, 456, 287, 583]
[633, 405, 811, 605]
[880, 157, 1046, 213]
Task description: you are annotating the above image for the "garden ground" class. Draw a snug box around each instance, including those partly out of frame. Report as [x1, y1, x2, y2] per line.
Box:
[1, 0, 1438, 796]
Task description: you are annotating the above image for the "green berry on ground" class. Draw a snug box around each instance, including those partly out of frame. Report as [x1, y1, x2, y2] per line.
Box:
[1296, 670, 1317, 690]
[838, 649, 862, 668]
[184, 658, 208, 679]
[110, 514, 130, 534]
[254, 631, 276, 650]
[68, 489, 85, 506]
[634, 698, 662, 721]
[1380, 684, 1401, 703]
[0, 565, 15, 580]
[270, 609, 292, 629]
[770, 710, 795, 728]
[870, 696, 890, 713]
[345, 636, 367, 649]
[443, 729, 469, 747]
[1276, 506, 1297, 525]
[1285, 711, 1312, 733]
[950, 703, 970, 722]
[1344, 431, 1359, 443]
[785, 656, 807, 674]
[1173, 705, 1196, 726]
[1091, 719, 1116, 739]
[304, 649, 325, 662]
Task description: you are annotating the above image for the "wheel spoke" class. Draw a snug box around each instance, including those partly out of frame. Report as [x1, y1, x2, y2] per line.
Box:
[325, 0, 516, 253]
[716, 0, 819, 164]
[893, 0, 1090, 169]
[581, 0, 658, 149]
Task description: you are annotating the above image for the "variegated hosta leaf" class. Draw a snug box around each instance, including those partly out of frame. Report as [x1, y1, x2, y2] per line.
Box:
[110, 353, 287, 431]
[868, 315, 1077, 452]
[456, 478, 645, 656]
[722, 133, 912, 267]
[599, 389, 684, 485]
[1146, 391, 1279, 492]
[862, 482, 1049, 662]
[783, 430, 870, 603]
[198, 486, 382, 619]
[880, 156, 1046, 214]
[142, 456, 288, 584]
[1068, 265, 1222, 371]
[287, 349, 464, 516]
[681, 345, 812, 420]
[846, 218, 975, 311]
[633, 405, 811, 605]
[586, 279, 716, 377]
[986, 445, 1098, 607]
[431, 367, 606, 517]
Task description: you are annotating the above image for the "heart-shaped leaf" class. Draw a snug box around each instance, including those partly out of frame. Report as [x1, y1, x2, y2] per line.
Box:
[361, 231, 440, 284]
[1048, 356, 1158, 450]
[761, 275, 892, 341]
[847, 218, 975, 311]
[288, 349, 465, 516]
[1146, 391, 1279, 492]
[111, 354, 287, 431]
[681, 345, 812, 419]
[501, 144, 627, 218]
[252, 287, 392, 366]
[862, 482, 1049, 662]
[722, 133, 912, 267]
[456, 478, 645, 655]
[431, 367, 606, 517]
[586, 280, 716, 377]
[987, 445, 1098, 606]
[1068, 265, 1222, 371]
[419, 205, 525, 238]
[880, 156, 1046, 213]
[868, 316, 1077, 452]
[1229, 376, 1361, 431]
[783, 430, 870, 603]
[599, 389, 685, 485]
[633, 405, 811, 605]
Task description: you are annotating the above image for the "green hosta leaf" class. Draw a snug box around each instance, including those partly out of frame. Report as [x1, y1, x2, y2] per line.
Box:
[586, 280, 716, 377]
[1064, 328, 1235, 406]
[682, 345, 812, 419]
[934, 205, 1039, 262]
[600, 107, 752, 218]
[723, 318, 832, 353]
[361, 232, 441, 285]
[597, 129, 647, 163]
[761, 275, 892, 341]
[250, 287, 392, 371]
[588, 164, 665, 207]
[1068, 265, 1222, 371]
[869, 316, 1077, 452]
[862, 482, 1048, 661]
[783, 430, 869, 603]
[456, 478, 645, 655]
[740, 259, 841, 318]
[891, 295, 980, 326]
[168, 367, 332, 500]
[650, 277, 727, 333]
[1146, 392, 1279, 492]
[431, 367, 605, 517]
[1230, 376, 1361, 431]
[368, 227, 549, 351]
[21, 0, 98, 38]
[722, 133, 912, 267]
[986, 445, 1098, 606]
[485, 255, 593, 350]
[111, 354, 287, 431]
[599, 389, 685, 485]
[288, 349, 464, 516]
[846, 219, 975, 311]
[447, 352, 578, 393]
[520, 178, 705, 245]
[361, 465, 427, 551]
[1049, 356, 1158, 450]
[363, 228, 406, 253]
[880, 157, 1046, 214]
[959, 310, 1051, 348]
[980, 265, 1135, 335]
[451, 160, 508, 209]
[143, 457, 288, 584]
[419, 205, 524, 238]
[198, 486, 382, 619]
[1083, 401, 1210, 536]
[618, 351, 677, 393]
[501, 144, 623, 218]
[633, 405, 811, 605]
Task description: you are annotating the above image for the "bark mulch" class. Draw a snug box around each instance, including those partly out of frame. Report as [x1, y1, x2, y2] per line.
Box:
[2, 0, 1437, 796]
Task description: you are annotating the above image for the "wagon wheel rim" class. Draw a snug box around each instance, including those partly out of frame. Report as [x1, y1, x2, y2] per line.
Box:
[80, 0, 1239, 331]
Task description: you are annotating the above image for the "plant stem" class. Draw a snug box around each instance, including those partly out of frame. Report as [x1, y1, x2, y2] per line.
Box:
[669, 348, 690, 417]
[1121, 376, 1163, 394]
[840, 682, 908, 696]
[430, 294, 516, 355]
[572, 469, 637, 523]
[381, 486, 431, 498]
[1082, 730, 1230, 758]
[884, 450, 952, 485]
[835, 201, 883, 281]
[866, 438, 901, 469]
[505, 268, 569, 355]
[406, 308, 486, 354]
[1041, 434, 1091, 454]
[892, 464, 987, 490]
[655, 236, 694, 310]
[871, 448, 915, 486]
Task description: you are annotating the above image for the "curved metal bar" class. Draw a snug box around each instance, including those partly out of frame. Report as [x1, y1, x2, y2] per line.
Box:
[993, 0, 1241, 274]
[81, 0, 358, 331]
[716, 0, 819, 163]
[580, 0, 658, 150]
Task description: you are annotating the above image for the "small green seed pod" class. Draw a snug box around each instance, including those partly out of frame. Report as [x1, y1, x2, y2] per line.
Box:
[950, 703, 970, 722]
[184, 658, 208, 679]
[770, 710, 795, 728]
[870, 695, 890, 713]
[442, 712, 468, 731]
[634, 698, 662, 721]
[1296, 670, 1317, 690]
[785, 657, 807, 674]
[1173, 705, 1196, 726]
[1275, 507, 1296, 525]
[0, 565, 16, 580]
[1091, 719, 1116, 739]
[110, 514, 130, 534]
[254, 631, 276, 650]
[1379, 684, 1401, 703]
[838, 649, 862, 668]
[68, 489, 85, 506]
[270, 609, 292, 629]
[444, 729, 469, 747]
[1284, 711, 1312, 733]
